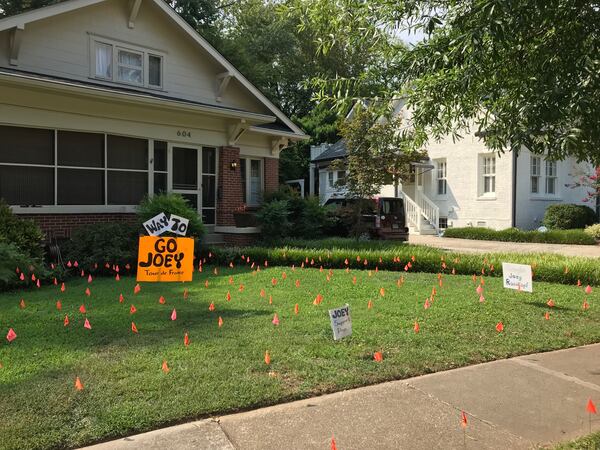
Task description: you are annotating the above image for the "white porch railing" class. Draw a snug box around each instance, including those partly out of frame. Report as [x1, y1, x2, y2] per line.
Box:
[403, 194, 421, 232]
[416, 190, 440, 234]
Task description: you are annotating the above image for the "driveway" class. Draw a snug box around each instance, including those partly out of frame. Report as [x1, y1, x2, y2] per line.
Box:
[409, 234, 600, 258]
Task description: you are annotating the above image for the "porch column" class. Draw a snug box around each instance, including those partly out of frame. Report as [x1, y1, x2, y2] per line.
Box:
[217, 146, 243, 226]
[309, 163, 315, 196]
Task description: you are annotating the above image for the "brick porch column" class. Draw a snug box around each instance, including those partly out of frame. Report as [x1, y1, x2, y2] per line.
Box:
[217, 146, 244, 226]
[264, 157, 279, 194]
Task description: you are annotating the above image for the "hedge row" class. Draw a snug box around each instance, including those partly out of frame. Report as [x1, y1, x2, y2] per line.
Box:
[208, 239, 600, 286]
[442, 227, 597, 245]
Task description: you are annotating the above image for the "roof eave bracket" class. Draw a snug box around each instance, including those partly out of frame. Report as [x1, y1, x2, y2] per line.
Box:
[228, 119, 249, 146]
[216, 71, 232, 102]
[128, 0, 142, 29]
[9, 25, 25, 66]
[271, 137, 289, 156]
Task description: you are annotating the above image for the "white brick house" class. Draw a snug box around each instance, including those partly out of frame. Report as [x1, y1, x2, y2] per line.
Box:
[310, 101, 596, 234]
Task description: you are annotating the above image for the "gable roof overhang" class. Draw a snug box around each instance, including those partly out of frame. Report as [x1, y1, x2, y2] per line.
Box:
[0, 0, 309, 140]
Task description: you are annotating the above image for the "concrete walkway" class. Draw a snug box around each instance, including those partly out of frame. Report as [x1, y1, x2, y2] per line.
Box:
[409, 234, 600, 258]
[84, 344, 600, 450]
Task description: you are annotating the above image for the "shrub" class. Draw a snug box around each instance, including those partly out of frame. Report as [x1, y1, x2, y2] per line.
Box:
[61, 222, 138, 272]
[137, 193, 205, 240]
[542, 204, 598, 230]
[0, 240, 52, 291]
[443, 227, 597, 245]
[0, 199, 45, 259]
[584, 224, 600, 240]
[256, 200, 291, 241]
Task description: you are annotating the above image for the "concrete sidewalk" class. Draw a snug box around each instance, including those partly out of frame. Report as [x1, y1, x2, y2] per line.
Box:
[83, 344, 600, 450]
[409, 234, 600, 258]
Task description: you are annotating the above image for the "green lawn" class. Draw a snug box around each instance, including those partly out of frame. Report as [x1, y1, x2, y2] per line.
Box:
[1, 265, 599, 449]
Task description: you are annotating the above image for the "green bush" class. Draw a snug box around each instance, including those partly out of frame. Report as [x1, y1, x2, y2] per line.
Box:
[137, 193, 204, 240]
[543, 204, 598, 230]
[443, 227, 596, 245]
[206, 237, 600, 286]
[61, 222, 138, 272]
[0, 240, 50, 291]
[256, 200, 291, 241]
[584, 223, 600, 240]
[0, 199, 45, 259]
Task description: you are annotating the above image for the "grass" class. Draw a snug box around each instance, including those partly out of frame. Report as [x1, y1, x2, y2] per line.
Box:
[213, 237, 600, 285]
[1, 264, 599, 449]
[554, 431, 600, 449]
[443, 227, 597, 245]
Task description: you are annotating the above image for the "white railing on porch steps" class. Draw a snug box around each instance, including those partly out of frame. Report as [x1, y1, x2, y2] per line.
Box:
[417, 192, 440, 234]
[403, 194, 421, 232]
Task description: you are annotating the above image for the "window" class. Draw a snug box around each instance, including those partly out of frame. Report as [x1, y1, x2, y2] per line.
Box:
[437, 160, 447, 195]
[153, 141, 168, 194]
[328, 171, 334, 188]
[545, 160, 558, 195]
[336, 170, 346, 186]
[481, 155, 496, 195]
[92, 37, 163, 89]
[0, 125, 151, 207]
[439, 217, 448, 229]
[240, 158, 263, 207]
[530, 156, 541, 194]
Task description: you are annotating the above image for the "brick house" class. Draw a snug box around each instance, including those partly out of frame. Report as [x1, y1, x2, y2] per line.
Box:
[0, 0, 307, 245]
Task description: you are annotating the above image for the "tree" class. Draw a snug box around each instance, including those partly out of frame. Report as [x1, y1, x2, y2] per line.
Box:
[295, 0, 600, 165]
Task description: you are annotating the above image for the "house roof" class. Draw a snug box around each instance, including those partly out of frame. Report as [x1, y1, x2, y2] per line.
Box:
[0, 0, 309, 140]
[311, 139, 347, 162]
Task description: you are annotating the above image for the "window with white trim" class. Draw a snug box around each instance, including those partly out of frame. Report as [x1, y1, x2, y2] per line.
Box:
[436, 159, 447, 195]
[336, 170, 346, 186]
[481, 155, 496, 195]
[240, 158, 263, 207]
[545, 160, 558, 195]
[328, 171, 334, 188]
[92, 38, 164, 89]
[530, 156, 541, 194]
[0, 125, 149, 207]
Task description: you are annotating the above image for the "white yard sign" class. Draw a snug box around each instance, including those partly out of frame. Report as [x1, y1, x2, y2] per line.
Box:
[329, 304, 352, 340]
[502, 263, 533, 292]
[142, 212, 170, 236]
[168, 214, 189, 236]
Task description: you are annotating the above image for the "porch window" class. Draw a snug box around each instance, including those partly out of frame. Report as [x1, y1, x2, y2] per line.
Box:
[530, 156, 541, 194]
[481, 155, 496, 195]
[153, 141, 168, 194]
[328, 171, 334, 188]
[436, 160, 447, 195]
[336, 170, 346, 186]
[545, 160, 558, 195]
[240, 157, 263, 207]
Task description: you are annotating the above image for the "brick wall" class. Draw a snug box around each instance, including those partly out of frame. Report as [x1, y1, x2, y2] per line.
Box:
[217, 146, 244, 226]
[17, 213, 137, 240]
[264, 157, 279, 194]
[222, 233, 260, 246]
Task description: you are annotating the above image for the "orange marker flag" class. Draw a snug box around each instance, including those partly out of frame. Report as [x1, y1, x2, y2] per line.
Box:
[271, 277, 277, 286]
[226, 291, 231, 301]
[424, 298, 430, 309]
[295, 279, 300, 288]
[56, 300, 62, 311]
[6, 328, 17, 342]
[294, 303, 299, 315]
[130, 304, 137, 314]
[84, 318, 91, 330]
[218, 316, 223, 327]
[131, 322, 138, 333]
[85, 287, 91, 297]
[585, 285, 593, 295]
[19, 272, 25, 281]
[74, 377, 84, 391]
[171, 309, 177, 321]
[19, 299, 25, 309]
[264, 350, 271, 365]
[269, 295, 273, 305]
[373, 351, 383, 362]
[184, 332, 190, 347]
[272, 313, 279, 326]
[134, 284, 141, 294]
[228, 276, 233, 285]
[205, 280, 209, 288]
[367, 300, 373, 310]
[79, 304, 86, 314]
[36, 279, 40, 288]
[159, 295, 166, 304]
[260, 288, 266, 298]
[209, 302, 215, 311]
[61, 282, 66, 292]
[119, 293, 124, 303]
[352, 276, 357, 285]
[238, 284, 245, 292]
[64, 315, 69, 326]
[452, 268, 456, 275]
[344, 258, 349, 265]
[183, 289, 189, 300]
[331, 436, 338, 450]
[460, 411, 468, 428]
[587, 399, 597, 414]
[547, 299, 555, 308]
[495, 322, 504, 332]
[313, 293, 323, 305]
[544, 312, 550, 320]
[413, 321, 420, 333]
[583, 300, 590, 310]
[115, 274, 120, 281]
[162, 360, 170, 374]
[282, 271, 287, 280]
[87, 274, 93, 283]
[379, 287, 385, 297]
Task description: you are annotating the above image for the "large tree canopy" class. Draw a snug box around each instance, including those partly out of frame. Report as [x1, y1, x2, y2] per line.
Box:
[295, 0, 600, 164]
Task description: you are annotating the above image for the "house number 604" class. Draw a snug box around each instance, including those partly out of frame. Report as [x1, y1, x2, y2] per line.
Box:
[177, 130, 191, 138]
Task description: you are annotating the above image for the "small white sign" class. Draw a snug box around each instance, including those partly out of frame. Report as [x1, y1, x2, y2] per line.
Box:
[143, 212, 169, 236]
[168, 214, 189, 236]
[502, 263, 533, 292]
[329, 304, 352, 340]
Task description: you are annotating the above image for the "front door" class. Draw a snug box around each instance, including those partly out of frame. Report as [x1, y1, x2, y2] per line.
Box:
[170, 145, 217, 225]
